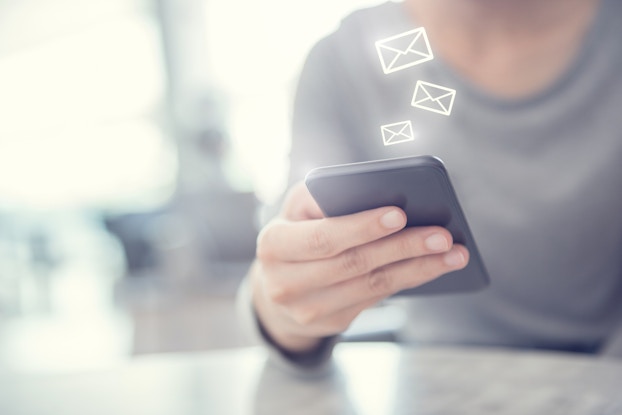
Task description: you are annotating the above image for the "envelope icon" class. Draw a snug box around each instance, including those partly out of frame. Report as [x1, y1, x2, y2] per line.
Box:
[381, 120, 414, 146]
[411, 80, 456, 116]
[375, 27, 434, 74]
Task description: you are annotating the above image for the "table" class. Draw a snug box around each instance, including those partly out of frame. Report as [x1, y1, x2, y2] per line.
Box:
[1, 343, 621, 415]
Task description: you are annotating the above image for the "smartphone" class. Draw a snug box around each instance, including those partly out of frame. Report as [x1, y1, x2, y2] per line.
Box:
[304, 155, 489, 295]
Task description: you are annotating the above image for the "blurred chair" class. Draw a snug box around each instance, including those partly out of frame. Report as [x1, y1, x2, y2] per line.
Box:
[103, 189, 258, 289]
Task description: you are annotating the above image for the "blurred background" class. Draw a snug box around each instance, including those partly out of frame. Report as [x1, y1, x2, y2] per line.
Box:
[0, 0, 382, 373]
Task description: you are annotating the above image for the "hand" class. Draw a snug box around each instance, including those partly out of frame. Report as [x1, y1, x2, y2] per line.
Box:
[250, 182, 469, 354]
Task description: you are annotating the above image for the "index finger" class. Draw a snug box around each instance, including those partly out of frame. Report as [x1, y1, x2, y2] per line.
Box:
[256, 207, 407, 262]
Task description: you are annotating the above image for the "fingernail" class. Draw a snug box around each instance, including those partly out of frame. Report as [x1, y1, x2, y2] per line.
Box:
[425, 233, 449, 252]
[444, 249, 466, 268]
[380, 210, 404, 229]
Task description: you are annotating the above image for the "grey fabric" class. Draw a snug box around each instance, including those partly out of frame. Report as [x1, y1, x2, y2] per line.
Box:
[286, 0, 622, 357]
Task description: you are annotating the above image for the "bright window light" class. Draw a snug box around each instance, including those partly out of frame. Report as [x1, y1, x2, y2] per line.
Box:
[205, 0, 384, 203]
[0, 10, 172, 210]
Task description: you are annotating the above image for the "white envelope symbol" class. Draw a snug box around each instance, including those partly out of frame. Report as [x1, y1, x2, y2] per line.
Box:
[381, 120, 415, 146]
[375, 27, 434, 74]
[411, 80, 456, 116]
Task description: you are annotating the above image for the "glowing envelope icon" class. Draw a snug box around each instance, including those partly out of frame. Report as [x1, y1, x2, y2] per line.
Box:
[411, 80, 456, 116]
[376, 27, 434, 74]
[381, 120, 415, 146]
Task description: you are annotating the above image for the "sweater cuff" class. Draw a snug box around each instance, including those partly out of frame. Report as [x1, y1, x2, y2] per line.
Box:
[236, 276, 339, 376]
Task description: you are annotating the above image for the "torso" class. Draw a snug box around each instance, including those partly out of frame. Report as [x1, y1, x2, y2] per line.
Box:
[289, 0, 622, 351]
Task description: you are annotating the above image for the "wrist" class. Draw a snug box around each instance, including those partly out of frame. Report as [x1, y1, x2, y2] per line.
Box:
[255, 312, 339, 367]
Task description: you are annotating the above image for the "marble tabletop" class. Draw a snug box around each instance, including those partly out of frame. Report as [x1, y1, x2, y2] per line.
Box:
[1, 342, 621, 415]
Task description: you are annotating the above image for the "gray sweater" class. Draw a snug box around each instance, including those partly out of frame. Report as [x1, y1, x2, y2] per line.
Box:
[284, 0, 622, 356]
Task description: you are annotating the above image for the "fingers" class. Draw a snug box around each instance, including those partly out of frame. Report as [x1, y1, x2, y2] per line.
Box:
[265, 244, 468, 340]
[276, 245, 469, 325]
[257, 206, 407, 262]
[349, 244, 469, 298]
[263, 225, 455, 296]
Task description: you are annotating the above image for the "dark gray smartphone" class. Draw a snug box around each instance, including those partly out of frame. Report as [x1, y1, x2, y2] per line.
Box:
[304, 155, 489, 295]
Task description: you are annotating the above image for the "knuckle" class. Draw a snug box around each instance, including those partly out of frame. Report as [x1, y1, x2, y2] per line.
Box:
[367, 268, 394, 295]
[339, 248, 369, 276]
[291, 306, 320, 326]
[307, 226, 335, 257]
[265, 281, 292, 304]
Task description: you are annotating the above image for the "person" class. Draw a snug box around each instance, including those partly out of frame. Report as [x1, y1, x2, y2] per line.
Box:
[238, 0, 622, 370]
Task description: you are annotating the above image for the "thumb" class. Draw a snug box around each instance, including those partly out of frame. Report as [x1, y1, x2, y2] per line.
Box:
[281, 182, 324, 221]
